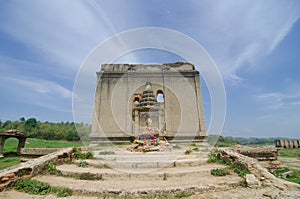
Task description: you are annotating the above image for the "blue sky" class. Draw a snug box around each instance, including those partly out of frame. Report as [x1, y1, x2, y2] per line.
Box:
[0, 1, 300, 138]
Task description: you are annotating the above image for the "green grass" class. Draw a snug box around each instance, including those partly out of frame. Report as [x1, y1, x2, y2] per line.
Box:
[278, 148, 300, 158]
[175, 192, 193, 198]
[0, 157, 21, 170]
[275, 168, 300, 184]
[192, 147, 200, 152]
[73, 147, 93, 159]
[3, 138, 83, 154]
[15, 179, 72, 197]
[208, 150, 250, 177]
[79, 160, 89, 168]
[0, 138, 83, 170]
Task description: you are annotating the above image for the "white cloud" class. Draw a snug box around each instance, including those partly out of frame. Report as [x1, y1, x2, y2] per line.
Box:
[1, 1, 299, 81]
[0, 76, 72, 112]
[0, 1, 111, 71]
[191, 0, 300, 81]
[256, 92, 286, 110]
[255, 91, 300, 110]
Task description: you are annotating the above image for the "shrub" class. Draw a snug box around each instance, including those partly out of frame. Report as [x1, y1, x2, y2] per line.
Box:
[240, 179, 248, 188]
[184, 149, 192, 155]
[207, 150, 224, 164]
[66, 157, 72, 164]
[211, 168, 229, 176]
[48, 162, 61, 175]
[73, 147, 93, 159]
[79, 159, 89, 168]
[15, 179, 51, 195]
[53, 187, 73, 197]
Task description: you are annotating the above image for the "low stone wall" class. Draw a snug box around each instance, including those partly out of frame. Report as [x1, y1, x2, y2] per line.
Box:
[275, 139, 300, 148]
[231, 146, 278, 161]
[0, 148, 72, 192]
[20, 148, 63, 158]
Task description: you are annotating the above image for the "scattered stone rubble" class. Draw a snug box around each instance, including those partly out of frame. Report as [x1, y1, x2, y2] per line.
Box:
[218, 148, 300, 191]
[245, 174, 261, 188]
[231, 145, 278, 161]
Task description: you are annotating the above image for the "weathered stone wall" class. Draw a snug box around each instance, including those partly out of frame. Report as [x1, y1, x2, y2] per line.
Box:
[91, 62, 207, 142]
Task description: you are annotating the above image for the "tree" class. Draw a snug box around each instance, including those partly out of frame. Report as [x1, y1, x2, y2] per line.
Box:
[19, 117, 26, 122]
[24, 118, 37, 133]
[2, 120, 12, 128]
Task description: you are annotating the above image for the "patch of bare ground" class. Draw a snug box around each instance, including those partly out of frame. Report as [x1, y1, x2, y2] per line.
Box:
[278, 157, 300, 170]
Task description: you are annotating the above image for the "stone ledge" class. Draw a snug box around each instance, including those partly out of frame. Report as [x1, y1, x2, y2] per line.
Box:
[20, 148, 62, 157]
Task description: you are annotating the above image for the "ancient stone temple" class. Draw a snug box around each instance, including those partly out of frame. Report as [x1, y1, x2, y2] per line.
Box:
[90, 62, 207, 143]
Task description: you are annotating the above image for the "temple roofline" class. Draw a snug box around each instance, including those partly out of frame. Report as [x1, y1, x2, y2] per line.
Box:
[99, 62, 195, 72]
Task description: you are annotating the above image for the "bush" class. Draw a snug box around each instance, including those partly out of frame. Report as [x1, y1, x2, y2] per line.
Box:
[240, 179, 248, 188]
[184, 149, 192, 155]
[53, 187, 73, 197]
[73, 147, 93, 159]
[211, 168, 229, 176]
[208, 150, 224, 164]
[15, 179, 51, 195]
[79, 160, 89, 168]
[192, 147, 200, 152]
[47, 162, 61, 175]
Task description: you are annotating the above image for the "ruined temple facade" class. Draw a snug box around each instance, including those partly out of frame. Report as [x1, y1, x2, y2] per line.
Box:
[90, 62, 207, 142]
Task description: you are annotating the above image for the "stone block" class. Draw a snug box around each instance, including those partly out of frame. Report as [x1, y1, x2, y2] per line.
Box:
[280, 171, 293, 178]
[21, 148, 60, 156]
[0, 184, 5, 192]
[3, 173, 15, 179]
[22, 174, 32, 179]
[246, 174, 261, 188]
[0, 178, 9, 183]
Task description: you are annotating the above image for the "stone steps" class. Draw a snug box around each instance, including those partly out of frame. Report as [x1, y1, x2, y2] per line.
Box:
[91, 150, 209, 169]
[56, 163, 225, 179]
[34, 163, 242, 197]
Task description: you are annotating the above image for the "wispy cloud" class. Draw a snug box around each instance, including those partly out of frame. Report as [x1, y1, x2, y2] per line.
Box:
[0, 75, 72, 112]
[0, 1, 111, 72]
[1, 1, 299, 80]
[190, 1, 300, 81]
[255, 92, 300, 110]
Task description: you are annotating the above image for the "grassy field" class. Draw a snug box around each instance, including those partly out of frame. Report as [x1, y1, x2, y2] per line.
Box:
[277, 148, 300, 184]
[0, 138, 83, 170]
[278, 148, 300, 159]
